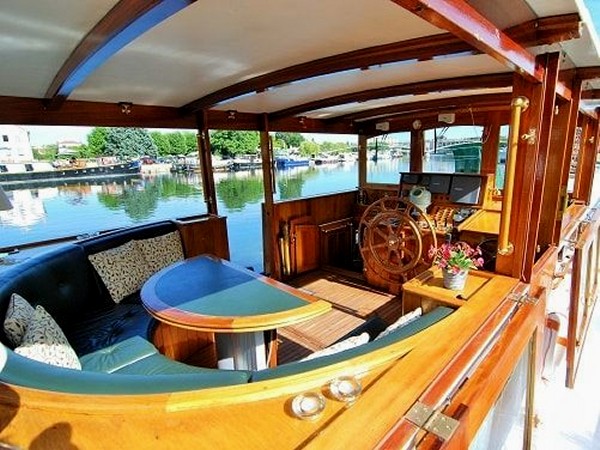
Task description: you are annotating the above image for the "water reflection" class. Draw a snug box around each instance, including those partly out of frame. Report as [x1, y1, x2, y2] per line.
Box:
[0, 158, 456, 268]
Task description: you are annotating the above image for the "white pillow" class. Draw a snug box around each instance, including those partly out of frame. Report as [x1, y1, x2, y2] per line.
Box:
[3, 293, 35, 347]
[88, 240, 152, 303]
[302, 332, 370, 361]
[136, 231, 184, 275]
[375, 307, 423, 340]
[15, 305, 81, 370]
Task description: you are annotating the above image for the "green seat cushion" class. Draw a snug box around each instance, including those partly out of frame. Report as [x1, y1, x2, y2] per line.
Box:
[252, 306, 454, 381]
[2, 345, 251, 394]
[80, 336, 158, 373]
[114, 353, 223, 375]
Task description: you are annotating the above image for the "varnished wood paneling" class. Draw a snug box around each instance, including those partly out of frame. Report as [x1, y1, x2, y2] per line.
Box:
[175, 215, 230, 260]
[152, 321, 216, 366]
[270, 191, 357, 279]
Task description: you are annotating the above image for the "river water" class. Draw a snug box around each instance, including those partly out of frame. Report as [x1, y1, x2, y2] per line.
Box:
[0, 155, 465, 271]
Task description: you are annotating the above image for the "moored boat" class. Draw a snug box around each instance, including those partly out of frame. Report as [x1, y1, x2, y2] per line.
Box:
[0, 161, 141, 184]
[275, 156, 311, 168]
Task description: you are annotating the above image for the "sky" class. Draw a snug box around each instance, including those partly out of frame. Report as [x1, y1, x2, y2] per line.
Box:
[22, 1, 600, 147]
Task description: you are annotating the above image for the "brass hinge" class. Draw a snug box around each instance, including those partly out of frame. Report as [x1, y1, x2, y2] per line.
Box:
[508, 287, 539, 305]
[405, 401, 459, 442]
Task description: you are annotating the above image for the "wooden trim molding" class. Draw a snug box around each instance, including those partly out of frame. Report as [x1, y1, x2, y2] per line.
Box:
[182, 15, 577, 113]
[391, 0, 544, 83]
[45, 0, 197, 108]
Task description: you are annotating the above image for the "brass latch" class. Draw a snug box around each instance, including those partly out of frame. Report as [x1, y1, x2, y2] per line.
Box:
[405, 401, 459, 442]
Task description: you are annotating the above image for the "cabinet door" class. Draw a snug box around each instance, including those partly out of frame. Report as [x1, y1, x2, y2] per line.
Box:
[292, 223, 320, 274]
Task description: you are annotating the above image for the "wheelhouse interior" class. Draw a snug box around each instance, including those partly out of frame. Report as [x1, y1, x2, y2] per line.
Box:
[1, 0, 600, 448]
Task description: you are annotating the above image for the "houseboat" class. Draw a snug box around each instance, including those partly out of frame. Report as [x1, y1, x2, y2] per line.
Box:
[1, 1, 600, 449]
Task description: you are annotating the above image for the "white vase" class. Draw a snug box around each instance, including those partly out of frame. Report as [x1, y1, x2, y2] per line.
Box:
[443, 269, 468, 290]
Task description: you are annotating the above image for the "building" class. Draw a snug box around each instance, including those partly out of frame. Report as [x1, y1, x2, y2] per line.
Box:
[0, 125, 33, 163]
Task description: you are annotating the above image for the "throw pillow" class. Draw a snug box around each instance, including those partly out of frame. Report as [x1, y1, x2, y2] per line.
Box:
[15, 305, 81, 370]
[302, 332, 370, 361]
[136, 231, 184, 275]
[88, 240, 152, 303]
[375, 307, 423, 340]
[3, 293, 35, 347]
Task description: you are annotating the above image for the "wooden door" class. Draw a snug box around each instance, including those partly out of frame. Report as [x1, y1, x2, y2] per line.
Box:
[290, 216, 319, 275]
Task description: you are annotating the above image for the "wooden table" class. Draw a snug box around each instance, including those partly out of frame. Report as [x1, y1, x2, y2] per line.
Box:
[141, 255, 331, 370]
[457, 209, 501, 241]
[402, 268, 496, 312]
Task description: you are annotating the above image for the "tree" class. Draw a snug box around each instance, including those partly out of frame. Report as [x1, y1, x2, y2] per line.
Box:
[150, 131, 171, 156]
[33, 144, 58, 160]
[299, 140, 320, 157]
[210, 130, 259, 157]
[274, 132, 304, 149]
[184, 132, 198, 154]
[166, 132, 187, 156]
[320, 141, 350, 154]
[105, 128, 158, 159]
[86, 127, 109, 157]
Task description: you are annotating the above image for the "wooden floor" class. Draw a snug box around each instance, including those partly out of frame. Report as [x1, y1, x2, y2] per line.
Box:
[277, 269, 402, 364]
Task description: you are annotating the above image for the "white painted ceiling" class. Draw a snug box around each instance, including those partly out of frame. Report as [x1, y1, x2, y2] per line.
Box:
[0, 0, 599, 117]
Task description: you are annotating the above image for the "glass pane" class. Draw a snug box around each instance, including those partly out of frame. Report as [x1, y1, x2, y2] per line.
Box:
[425, 126, 483, 173]
[496, 125, 509, 190]
[470, 339, 532, 449]
[366, 133, 410, 184]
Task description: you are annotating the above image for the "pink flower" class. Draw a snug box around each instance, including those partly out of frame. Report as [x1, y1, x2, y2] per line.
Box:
[429, 241, 485, 272]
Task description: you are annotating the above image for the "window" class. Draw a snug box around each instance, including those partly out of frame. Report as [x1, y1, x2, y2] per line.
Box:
[366, 132, 410, 184]
[495, 125, 509, 190]
[425, 126, 483, 174]
[2, 135, 8, 142]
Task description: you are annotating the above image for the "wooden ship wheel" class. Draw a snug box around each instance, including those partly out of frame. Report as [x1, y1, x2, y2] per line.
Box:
[358, 197, 438, 293]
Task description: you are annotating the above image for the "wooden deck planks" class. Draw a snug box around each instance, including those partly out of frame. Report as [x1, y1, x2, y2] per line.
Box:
[277, 270, 404, 363]
[290, 270, 402, 323]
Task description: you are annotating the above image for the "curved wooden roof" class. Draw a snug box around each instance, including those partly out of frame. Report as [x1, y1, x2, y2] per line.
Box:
[1, 0, 599, 133]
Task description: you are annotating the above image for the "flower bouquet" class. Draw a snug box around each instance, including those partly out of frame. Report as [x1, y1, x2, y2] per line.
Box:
[428, 241, 484, 290]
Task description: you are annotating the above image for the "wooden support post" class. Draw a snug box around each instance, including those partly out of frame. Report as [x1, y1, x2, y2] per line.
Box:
[496, 54, 557, 281]
[196, 111, 218, 215]
[556, 79, 583, 239]
[260, 114, 276, 277]
[358, 134, 368, 187]
[573, 113, 600, 204]
[523, 52, 560, 275]
[480, 112, 501, 176]
[410, 128, 424, 172]
[539, 95, 574, 247]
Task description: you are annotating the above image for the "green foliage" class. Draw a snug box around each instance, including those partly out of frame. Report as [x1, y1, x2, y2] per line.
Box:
[299, 140, 320, 157]
[32, 144, 58, 161]
[320, 141, 350, 154]
[150, 131, 171, 156]
[166, 132, 187, 156]
[210, 130, 259, 157]
[184, 132, 198, 154]
[86, 127, 109, 157]
[274, 132, 305, 149]
[105, 128, 158, 159]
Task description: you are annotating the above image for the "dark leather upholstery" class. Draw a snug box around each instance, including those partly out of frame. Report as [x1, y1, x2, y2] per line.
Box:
[0, 221, 179, 355]
[0, 244, 109, 346]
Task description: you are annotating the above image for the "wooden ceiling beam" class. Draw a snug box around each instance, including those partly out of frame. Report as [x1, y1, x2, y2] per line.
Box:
[182, 14, 578, 113]
[269, 73, 513, 119]
[391, 0, 544, 83]
[333, 92, 511, 123]
[0, 96, 352, 134]
[45, 0, 197, 109]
